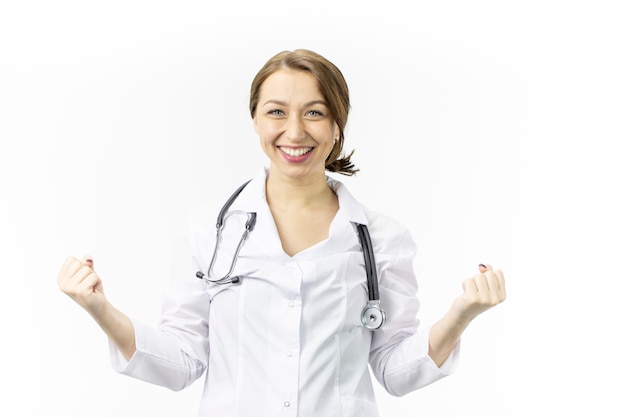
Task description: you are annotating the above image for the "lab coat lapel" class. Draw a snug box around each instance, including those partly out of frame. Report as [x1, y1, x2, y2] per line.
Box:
[226, 169, 372, 261]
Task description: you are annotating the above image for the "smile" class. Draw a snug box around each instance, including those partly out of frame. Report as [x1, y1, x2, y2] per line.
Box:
[279, 147, 313, 157]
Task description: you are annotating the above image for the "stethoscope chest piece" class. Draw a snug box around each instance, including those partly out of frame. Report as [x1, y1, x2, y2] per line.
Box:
[361, 301, 386, 330]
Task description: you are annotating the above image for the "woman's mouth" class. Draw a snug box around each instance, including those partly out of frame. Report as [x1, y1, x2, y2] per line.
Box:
[279, 146, 314, 157]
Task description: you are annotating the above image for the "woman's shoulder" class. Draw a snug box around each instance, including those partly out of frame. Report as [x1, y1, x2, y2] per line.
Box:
[370, 210, 406, 231]
[365, 208, 413, 241]
[187, 174, 264, 228]
[331, 177, 413, 245]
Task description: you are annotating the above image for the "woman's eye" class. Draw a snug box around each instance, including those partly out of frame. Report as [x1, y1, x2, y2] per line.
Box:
[306, 110, 323, 117]
[268, 109, 284, 116]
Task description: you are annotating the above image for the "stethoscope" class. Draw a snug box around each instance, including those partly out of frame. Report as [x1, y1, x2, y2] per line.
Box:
[196, 180, 386, 331]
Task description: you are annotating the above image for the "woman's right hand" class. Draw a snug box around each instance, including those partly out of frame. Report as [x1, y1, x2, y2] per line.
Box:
[57, 255, 108, 319]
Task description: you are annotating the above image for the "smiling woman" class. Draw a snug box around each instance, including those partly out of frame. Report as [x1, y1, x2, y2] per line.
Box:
[254, 69, 339, 181]
[249, 49, 356, 176]
[56, 48, 506, 417]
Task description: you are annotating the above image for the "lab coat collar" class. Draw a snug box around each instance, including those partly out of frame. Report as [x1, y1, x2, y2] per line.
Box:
[230, 167, 370, 226]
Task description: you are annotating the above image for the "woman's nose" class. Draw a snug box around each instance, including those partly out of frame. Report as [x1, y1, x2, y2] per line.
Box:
[284, 115, 306, 142]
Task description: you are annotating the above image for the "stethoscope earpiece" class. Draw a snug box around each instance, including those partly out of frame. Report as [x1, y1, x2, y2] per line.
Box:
[196, 270, 241, 285]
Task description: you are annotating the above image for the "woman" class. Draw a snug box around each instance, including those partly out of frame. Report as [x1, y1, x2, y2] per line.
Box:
[57, 49, 506, 416]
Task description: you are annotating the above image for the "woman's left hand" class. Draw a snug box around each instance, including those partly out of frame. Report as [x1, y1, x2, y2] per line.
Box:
[450, 264, 506, 324]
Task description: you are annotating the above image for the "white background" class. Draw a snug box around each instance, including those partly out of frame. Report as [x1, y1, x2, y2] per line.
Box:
[1, 1, 625, 416]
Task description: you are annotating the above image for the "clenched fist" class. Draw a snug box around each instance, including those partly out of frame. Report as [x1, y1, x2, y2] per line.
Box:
[450, 264, 506, 323]
[57, 255, 108, 319]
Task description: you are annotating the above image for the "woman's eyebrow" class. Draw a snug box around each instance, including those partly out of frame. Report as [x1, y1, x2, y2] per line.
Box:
[304, 100, 328, 107]
[261, 99, 328, 107]
[262, 99, 288, 106]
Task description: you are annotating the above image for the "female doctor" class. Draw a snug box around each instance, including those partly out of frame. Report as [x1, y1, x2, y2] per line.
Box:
[57, 49, 506, 416]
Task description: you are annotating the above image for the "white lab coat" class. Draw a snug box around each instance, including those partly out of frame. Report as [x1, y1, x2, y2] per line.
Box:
[110, 168, 459, 416]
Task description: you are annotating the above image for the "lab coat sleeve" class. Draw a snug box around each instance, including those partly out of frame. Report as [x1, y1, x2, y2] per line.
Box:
[108, 210, 211, 391]
[367, 215, 460, 397]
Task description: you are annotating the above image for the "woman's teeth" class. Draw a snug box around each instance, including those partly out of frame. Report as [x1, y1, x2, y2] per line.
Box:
[281, 147, 313, 157]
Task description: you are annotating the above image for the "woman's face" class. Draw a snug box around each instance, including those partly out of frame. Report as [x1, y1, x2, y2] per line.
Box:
[253, 69, 339, 181]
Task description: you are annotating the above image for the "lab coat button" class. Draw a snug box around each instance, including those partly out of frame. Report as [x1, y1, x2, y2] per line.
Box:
[288, 301, 294, 307]
[284, 401, 291, 407]
[286, 350, 292, 357]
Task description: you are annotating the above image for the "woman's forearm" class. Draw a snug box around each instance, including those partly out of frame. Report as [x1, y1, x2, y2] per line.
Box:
[428, 266, 506, 367]
[91, 303, 137, 361]
[428, 311, 471, 367]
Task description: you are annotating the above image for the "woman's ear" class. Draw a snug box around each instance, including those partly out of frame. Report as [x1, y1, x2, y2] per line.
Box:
[252, 115, 259, 134]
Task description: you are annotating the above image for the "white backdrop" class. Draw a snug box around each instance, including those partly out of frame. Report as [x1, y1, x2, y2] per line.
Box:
[1, 1, 625, 416]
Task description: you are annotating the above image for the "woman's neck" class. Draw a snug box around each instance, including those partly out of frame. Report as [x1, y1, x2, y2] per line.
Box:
[265, 171, 335, 210]
[264, 169, 339, 256]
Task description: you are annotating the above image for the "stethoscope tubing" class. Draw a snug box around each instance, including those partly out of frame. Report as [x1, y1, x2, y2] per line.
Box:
[356, 223, 379, 301]
[197, 179, 386, 330]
